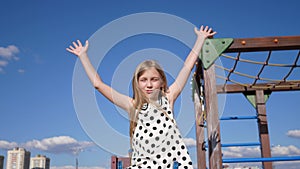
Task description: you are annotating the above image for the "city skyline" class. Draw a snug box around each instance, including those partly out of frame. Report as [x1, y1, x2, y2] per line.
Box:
[3, 147, 50, 169]
[1, 0, 300, 169]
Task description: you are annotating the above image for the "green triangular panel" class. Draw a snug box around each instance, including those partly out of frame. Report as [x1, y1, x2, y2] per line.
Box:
[199, 38, 233, 69]
[243, 93, 271, 108]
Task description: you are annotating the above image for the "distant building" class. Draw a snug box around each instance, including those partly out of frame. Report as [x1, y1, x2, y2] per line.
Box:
[6, 147, 31, 169]
[30, 154, 50, 169]
[0, 155, 4, 169]
[111, 156, 130, 169]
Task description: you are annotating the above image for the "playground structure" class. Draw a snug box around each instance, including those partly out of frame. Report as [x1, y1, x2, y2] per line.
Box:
[193, 35, 300, 169]
[111, 36, 300, 169]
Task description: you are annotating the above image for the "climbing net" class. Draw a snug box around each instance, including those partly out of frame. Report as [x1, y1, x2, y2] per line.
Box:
[215, 48, 300, 91]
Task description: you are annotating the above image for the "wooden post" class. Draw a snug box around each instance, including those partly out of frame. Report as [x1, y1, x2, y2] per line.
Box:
[203, 64, 223, 169]
[255, 90, 272, 169]
[193, 90, 207, 169]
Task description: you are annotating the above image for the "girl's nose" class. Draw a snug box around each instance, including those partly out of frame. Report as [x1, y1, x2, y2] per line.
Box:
[146, 80, 152, 88]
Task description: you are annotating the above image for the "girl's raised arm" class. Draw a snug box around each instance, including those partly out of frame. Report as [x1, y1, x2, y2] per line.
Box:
[167, 26, 217, 103]
[66, 40, 133, 113]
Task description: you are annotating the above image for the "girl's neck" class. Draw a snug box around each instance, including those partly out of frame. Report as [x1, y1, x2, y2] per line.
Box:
[148, 91, 163, 102]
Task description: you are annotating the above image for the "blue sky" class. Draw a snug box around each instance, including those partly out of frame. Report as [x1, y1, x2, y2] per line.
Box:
[0, 0, 300, 169]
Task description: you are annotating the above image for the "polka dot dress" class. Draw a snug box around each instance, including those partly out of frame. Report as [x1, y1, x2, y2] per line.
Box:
[127, 96, 193, 169]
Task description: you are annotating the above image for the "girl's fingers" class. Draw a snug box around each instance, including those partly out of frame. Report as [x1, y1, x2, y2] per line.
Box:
[69, 45, 75, 51]
[77, 40, 82, 47]
[66, 47, 75, 53]
[204, 26, 208, 32]
[73, 41, 79, 48]
[66, 48, 72, 53]
[200, 25, 204, 31]
[66, 40, 88, 56]
[195, 25, 216, 37]
[66, 48, 77, 55]
[85, 40, 89, 47]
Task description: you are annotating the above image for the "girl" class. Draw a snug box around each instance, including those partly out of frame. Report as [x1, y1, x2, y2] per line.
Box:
[67, 25, 216, 169]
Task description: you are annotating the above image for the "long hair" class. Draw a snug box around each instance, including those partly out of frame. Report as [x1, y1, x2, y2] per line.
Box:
[129, 60, 168, 140]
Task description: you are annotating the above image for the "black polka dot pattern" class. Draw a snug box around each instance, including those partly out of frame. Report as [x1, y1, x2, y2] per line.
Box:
[127, 96, 193, 169]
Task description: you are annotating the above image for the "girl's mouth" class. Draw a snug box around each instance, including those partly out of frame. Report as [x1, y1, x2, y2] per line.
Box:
[146, 90, 153, 94]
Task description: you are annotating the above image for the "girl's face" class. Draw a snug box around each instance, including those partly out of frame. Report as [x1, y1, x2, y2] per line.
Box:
[138, 67, 164, 100]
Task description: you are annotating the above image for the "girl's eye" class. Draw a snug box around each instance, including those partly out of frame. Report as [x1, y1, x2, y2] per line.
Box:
[152, 78, 159, 81]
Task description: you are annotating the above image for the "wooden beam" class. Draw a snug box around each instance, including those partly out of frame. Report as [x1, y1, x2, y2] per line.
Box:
[203, 64, 223, 169]
[255, 90, 272, 169]
[217, 81, 300, 93]
[225, 36, 300, 53]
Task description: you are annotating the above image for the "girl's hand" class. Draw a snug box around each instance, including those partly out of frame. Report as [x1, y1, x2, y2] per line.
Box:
[194, 25, 217, 39]
[66, 40, 89, 57]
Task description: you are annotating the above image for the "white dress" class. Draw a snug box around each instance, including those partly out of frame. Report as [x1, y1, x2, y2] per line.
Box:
[127, 96, 193, 169]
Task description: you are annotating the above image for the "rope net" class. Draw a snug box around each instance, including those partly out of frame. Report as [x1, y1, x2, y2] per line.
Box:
[215, 49, 300, 90]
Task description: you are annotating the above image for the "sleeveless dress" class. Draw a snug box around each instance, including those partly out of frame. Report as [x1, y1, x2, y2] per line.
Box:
[127, 96, 193, 169]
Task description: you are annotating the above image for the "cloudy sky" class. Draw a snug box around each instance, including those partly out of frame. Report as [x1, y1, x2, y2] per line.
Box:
[1, 0, 300, 169]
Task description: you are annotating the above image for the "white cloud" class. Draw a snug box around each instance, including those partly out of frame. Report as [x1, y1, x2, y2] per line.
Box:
[225, 161, 300, 169]
[222, 145, 300, 169]
[272, 160, 300, 169]
[23, 136, 95, 155]
[223, 146, 261, 158]
[272, 145, 300, 156]
[223, 145, 300, 169]
[51, 166, 107, 169]
[223, 145, 300, 158]
[0, 60, 8, 67]
[222, 150, 243, 158]
[287, 130, 300, 139]
[0, 45, 19, 59]
[18, 69, 25, 73]
[0, 45, 20, 73]
[0, 140, 18, 150]
[0, 136, 95, 155]
[0, 62, 7, 73]
[183, 138, 196, 147]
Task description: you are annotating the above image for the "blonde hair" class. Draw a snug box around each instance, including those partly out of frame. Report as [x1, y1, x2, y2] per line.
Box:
[130, 60, 168, 139]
